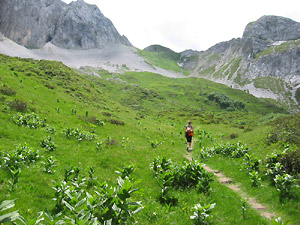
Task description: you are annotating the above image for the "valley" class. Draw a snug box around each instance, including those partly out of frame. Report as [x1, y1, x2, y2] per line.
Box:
[0, 55, 299, 224]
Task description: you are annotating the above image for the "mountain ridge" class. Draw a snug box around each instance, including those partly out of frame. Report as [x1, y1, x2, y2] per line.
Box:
[179, 15, 300, 108]
[0, 0, 131, 49]
[0, 0, 299, 108]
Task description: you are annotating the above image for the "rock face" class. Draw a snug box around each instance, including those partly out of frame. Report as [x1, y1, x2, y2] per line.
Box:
[0, 0, 131, 49]
[182, 15, 300, 107]
[242, 16, 300, 56]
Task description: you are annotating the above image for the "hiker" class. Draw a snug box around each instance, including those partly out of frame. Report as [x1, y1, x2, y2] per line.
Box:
[185, 121, 194, 151]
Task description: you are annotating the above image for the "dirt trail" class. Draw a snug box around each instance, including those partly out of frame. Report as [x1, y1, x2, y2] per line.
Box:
[185, 151, 276, 220]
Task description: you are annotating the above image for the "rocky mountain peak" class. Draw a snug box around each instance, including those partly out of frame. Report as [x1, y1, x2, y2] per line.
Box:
[243, 15, 300, 41]
[241, 15, 300, 56]
[0, 0, 131, 49]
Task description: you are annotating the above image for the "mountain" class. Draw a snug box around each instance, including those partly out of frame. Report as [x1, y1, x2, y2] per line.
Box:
[0, 0, 183, 77]
[0, 0, 131, 49]
[180, 16, 300, 108]
[0, 0, 299, 107]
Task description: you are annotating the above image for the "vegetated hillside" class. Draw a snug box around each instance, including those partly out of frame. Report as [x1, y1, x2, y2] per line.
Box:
[180, 16, 300, 109]
[138, 45, 189, 75]
[1, 54, 299, 224]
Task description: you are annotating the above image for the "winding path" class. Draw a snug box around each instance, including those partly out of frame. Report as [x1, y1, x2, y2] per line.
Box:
[185, 151, 276, 220]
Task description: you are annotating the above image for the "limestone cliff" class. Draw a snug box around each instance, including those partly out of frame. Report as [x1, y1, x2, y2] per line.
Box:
[0, 0, 131, 49]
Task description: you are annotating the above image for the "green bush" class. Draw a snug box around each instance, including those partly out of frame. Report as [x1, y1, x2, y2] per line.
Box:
[190, 202, 216, 225]
[295, 88, 300, 104]
[63, 128, 95, 141]
[267, 113, 300, 146]
[207, 93, 245, 110]
[41, 156, 56, 174]
[0, 84, 16, 96]
[242, 153, 260, 172]
[213, 142, 249, 158]
[2, 143, 40, 169]
[40, 136, 57, 152]
[151, 157, 214, 193]
[8, 99, 28, 112]
[11, 112, 47, 129]
[0, 200, 25, 224]
[50, 167, 143, 224]
[280, 149, 300, 176]
[274, 173, 299, 203]
[159, 186, 178, 206]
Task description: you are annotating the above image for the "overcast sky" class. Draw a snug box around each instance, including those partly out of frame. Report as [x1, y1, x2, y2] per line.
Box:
[62, 0, 300, 52]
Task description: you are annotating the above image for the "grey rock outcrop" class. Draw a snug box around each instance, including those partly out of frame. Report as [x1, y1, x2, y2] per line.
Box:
[0, 32, 4, 41]
[179, 49, 202, 70]
[207, 38, 242, 55]
[0, 0, 131, 49]
[241, 15, 300, 57]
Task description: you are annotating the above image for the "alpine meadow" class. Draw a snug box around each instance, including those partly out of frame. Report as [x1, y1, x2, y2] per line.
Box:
[0, 54, 299, 224]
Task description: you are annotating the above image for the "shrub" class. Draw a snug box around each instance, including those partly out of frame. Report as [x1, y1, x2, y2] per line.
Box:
[207, 93, 245, 110]
[41, 156, 56, 174]
[150, 140, 162, 149]
[0, 200, 25, 224]
[2, 143, 40, 170]
[267, 113, 300, 146]
[295, 88, 300, 104]
[249, 171, 261, 188]
[190, 202, 216, 225]
[150, 156, 173, 177]
[159, 186, 178, 206]
[241, 198, 248, 219]
[11, 112, 47, 129]
[115, 165, 135, 181]
[280, 149, 300, 176]
[51, 174, 143, 224]
[96, 140, 104, 151]
[0, 85, 16, 96]
[265, 152, 286, 185]
[242, 153, 260, 172]
[8, 99, 28, 112]
[274, 173, 299, 203]
[151, 158, 214, 194]
[108, 119, 125, 126]
[63, 128, 95, 141]
[40, 136, 57, 152]
[213, 142, 248, 158]
[230, 133, 238, 139]
[80, 116, 102, 125]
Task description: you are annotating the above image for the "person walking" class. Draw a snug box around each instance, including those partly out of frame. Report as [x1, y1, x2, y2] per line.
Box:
[185, 121, 194, 151]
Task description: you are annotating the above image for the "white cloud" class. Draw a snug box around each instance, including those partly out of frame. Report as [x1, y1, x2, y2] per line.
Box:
[62, 0, 300, 52]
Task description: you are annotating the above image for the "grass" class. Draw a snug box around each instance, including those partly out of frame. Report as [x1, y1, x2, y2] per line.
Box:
[137, 47, 190, 75]
[253, 77, 291, 94]
[190, 123, 300, 224]
[255, 39, 300, 59]
[0, 54, 297, 224]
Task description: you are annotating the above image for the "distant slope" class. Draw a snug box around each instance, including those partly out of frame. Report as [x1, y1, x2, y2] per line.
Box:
[180, 16, 300, 108]
[138, 45, 189, 75]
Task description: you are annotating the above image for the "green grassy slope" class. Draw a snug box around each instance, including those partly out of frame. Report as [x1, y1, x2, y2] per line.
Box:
[138, 45, 189, 75]
[0, 54, 297, 224]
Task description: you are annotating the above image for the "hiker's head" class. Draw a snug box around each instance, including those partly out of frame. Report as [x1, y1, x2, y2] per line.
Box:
[188, 121, 192, 125]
